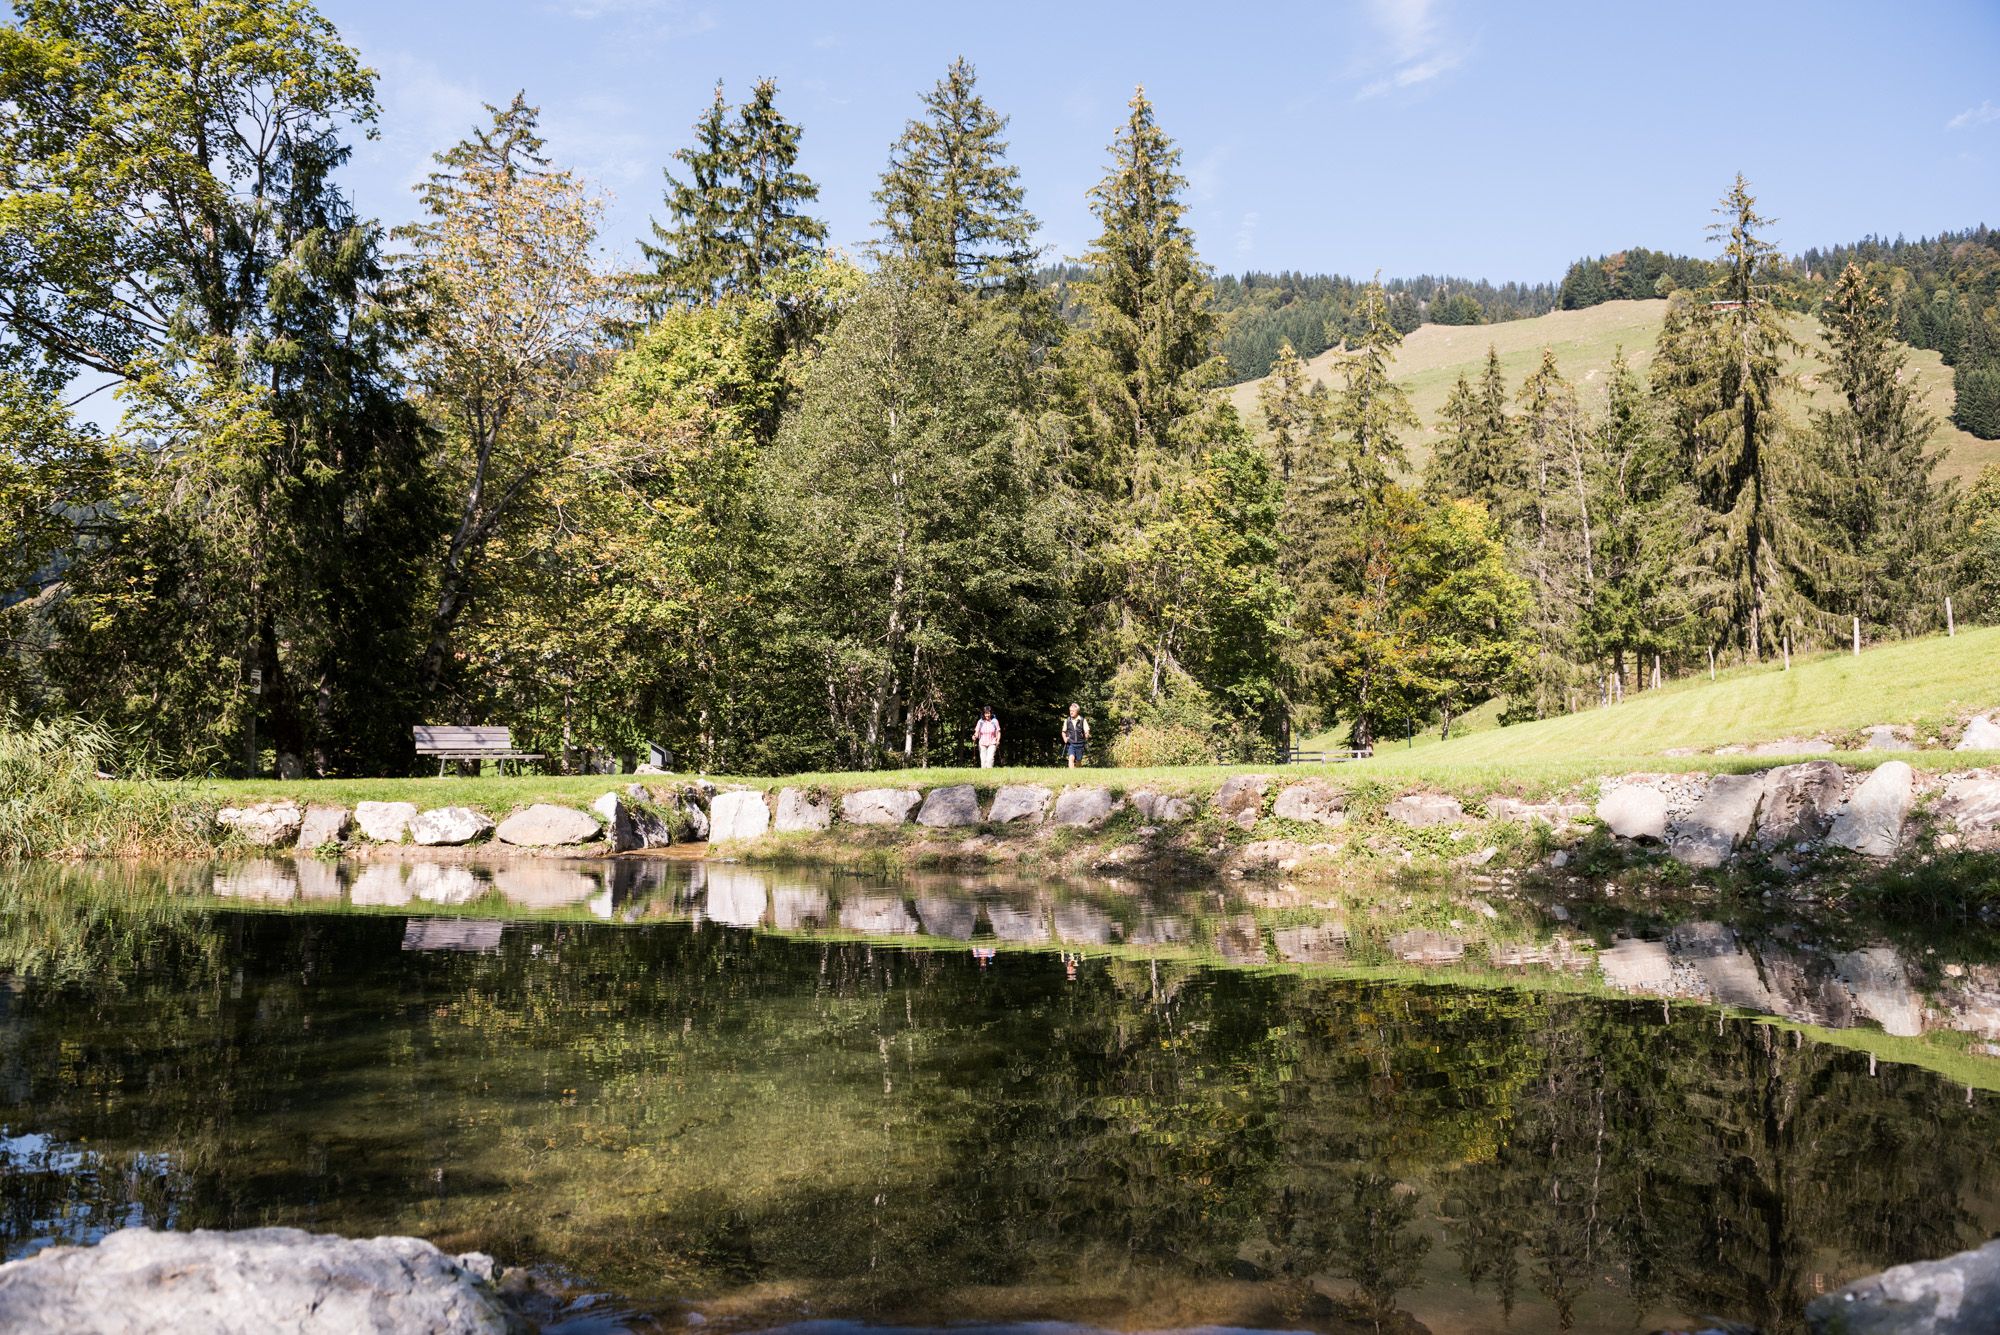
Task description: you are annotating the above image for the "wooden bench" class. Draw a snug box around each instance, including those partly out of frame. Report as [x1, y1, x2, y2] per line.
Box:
[1284, 747, 1373, 764]
[413, 725, 544, 776]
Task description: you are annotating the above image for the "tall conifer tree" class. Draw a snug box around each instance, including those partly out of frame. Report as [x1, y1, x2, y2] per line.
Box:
[733, 78, 825, 289]
[874, 57, 1038, 292]
[639, 83, 739, 310]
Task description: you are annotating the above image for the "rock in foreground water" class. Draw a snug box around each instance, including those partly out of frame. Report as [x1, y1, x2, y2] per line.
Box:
[0, 1226, 514, 1334]
[1806, 1236, 2000, 1334]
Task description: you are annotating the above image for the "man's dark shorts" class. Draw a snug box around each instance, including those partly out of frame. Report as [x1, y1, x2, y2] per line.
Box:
[1065, 742, 1086, 762]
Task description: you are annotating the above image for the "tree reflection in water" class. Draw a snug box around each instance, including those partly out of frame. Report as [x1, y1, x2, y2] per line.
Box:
[0, 861, 1996, 1333]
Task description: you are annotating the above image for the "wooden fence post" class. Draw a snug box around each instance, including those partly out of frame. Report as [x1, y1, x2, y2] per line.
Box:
[1947, 597, 1955, 637]
[1708, 646, 1716, 681]
[1852, 616, 1861, 657]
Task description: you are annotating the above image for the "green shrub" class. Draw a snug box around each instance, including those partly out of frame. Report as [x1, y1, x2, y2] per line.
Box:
[1109, 723, 1213, 768]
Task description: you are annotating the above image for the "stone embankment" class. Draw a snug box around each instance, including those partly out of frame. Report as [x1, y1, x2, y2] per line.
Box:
[209, 736, 2000, 880]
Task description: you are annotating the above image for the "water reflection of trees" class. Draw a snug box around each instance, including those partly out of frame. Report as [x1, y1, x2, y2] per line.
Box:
[0, 899, 1996, 1332]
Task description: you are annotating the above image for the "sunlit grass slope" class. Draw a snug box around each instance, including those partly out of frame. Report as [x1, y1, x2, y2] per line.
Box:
[1344, 626, 2000, 782]
[1227, 299, 1996, 484]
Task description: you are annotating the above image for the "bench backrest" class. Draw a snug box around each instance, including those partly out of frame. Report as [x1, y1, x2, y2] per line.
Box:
[413, 724, 514, 754]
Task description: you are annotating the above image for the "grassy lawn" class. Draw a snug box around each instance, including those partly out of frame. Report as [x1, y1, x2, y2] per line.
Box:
[1227, 298, 1995, 484]
[171, 628, 2000, 814]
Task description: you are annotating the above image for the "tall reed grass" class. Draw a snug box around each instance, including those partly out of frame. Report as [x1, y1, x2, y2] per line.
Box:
[0, 716, 208, 859]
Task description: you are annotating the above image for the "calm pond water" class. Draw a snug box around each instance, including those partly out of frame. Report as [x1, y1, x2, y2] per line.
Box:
[2, 858, 1998, 1334]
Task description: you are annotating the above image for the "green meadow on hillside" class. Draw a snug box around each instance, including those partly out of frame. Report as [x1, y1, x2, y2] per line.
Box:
[1227, 299, 1995, 484]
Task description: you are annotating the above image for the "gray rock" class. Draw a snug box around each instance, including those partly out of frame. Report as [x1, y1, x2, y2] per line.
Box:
[1129, 788, 1194, 823]
[916, 784, 982, 828]
[1806, 1237, 2000, 1335]
[348, 864, 413, 907]
[408, 863, 481, 904]
[1757, 761, 1847, 849]
[1958, 715, 2000, 751]
[1272, 782, 1346, 827]
[492, 865, 598, 909]
[494, 803, 600, 848]
[1596, 785, 1667, 841]
[591, 787, 675, 852]
[1834, 947, 1925, 1037]
[987, 784, 1052, 824]
[213, 861, 298, 902]
[839, 894, 918, 935]
[1232, 838, 1308, 872]
[915, 896, 977, 939]
[708, 789, 771, 843]
[0, 1226, 511, 1335]
[1938, 777, 2000, 850]
[1273, 924, 1348, 964]
[1861, 724, 1914, 751]
[1211, 774, 1270, 829]
[1748, 736, 1836, 756]
[1670, 773, 1765, 869]
[771, 886, 830, 931]
[840, 788, 922, 826]
[678, 795, 710, 842]
[294, 804, 349, 849]
[409, 807, 493, 847]
[773, 787, 832, 833]
[353, 801, 418, 843]
[1050, 786, 1119, 828]
[1828, 761, 1915, 858]
[1385, 792, 1464, 828]
[1486, 797, 1588, 826]
[702, 866, 767, 926]
[216, 802, 302, 848]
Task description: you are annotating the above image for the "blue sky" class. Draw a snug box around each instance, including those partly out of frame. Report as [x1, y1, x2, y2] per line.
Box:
[317, 1, 1996, 281]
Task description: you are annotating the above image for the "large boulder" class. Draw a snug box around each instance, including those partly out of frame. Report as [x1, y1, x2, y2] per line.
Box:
[773, 787, 833, 833]
[409, 807, 493, 847]
[677, 792, 710, 842]
[1050, 786, 1119, 828]
[591, 787, 675, 852]
[1806, 1237, 2000, 1334]
[216, 802, 302, 848]
[1828, 761, 1915, 858]
[1757, 761, 1847, 849]
[1129, 789, 1194, 823]
[916, 784, 982, 828]
[1596, 785, 1667, 841]
[295, 804, 350, 850]
[987, 784, 1051, 825]
[353, 801, 418, 843]
[708, 790, 771, 843]
[1211, 774, 1270, 829]
[1386, 792, 1464, 828]
[1272, 781, 1346, 827]
[1937, 776, 2000, 850]
[841, 788, 922, 826]
[0, 1226, 511, 1335]
[1670, 773, 1765, 869]
[1958, 714, 2000, 751]
[494, 803, 601, 848]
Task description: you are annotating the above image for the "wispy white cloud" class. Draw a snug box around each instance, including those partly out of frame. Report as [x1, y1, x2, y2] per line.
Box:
[1947, 100, 2000, 130]
[1186, 145, 1231, 203]
[543, 0, 718, 43]
[1354, 0, 1467, 101]
[1234, 210, 1260, 258]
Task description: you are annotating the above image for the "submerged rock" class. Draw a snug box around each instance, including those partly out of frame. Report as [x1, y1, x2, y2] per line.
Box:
[1386, 792, 1463, 827]
[353, 801, 418, 843]
[916, 784, 982, 828]
[295, 804, 350, 850]
[216, 802, 302, 848]
[1671, 773, 1764, 869]
[708, 790, 771, 843]
[1596, 784, 1667, 841]
[1828, 761, 1915, 858]
[495, 803, 600, 848]
[1211, 774, 1270, 829]
[987, 784, 1051, 824]
[1272, 782, 1346, 827]
[773, 787, 832, 833]
[840, 788, 922, 826]
[409, 807, 493, 847]
[1806, 1236, 2000, 1334]
[0, 1226, 512, 1334]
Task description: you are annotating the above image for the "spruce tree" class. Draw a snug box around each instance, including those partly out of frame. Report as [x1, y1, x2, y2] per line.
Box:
[1257, 339, 1314, 489]
[1322, 282, 1418, 499]
[1426, 346, 1515, 503]
[1073, 87, 1222, 496]
[638, 83, 740, 311]
[1808, 262, 1946, 635]
[874, 56, 1038, 292]
[732, 78, 825, 289]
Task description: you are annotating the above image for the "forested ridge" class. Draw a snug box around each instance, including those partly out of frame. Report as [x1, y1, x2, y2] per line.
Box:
[4, 1, 1999, 778]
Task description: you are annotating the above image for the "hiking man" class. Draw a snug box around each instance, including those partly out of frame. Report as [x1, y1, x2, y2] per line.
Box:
[974, 705, 1002, 768]
[1060, 703, 1090, 768]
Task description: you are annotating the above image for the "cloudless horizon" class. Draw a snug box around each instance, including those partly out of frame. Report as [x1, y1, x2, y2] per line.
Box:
[319, 0, 2000, 283]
